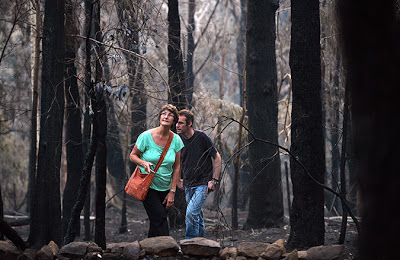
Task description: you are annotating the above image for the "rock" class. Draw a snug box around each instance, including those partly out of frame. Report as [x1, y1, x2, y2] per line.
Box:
[36, 241, 59, 260]
[17, 248, 36, 260]
[107, 242, 130, 254]
[180, 237, 221, 256]
[84, 251, 103, 260]
[306, 244, 346, 260]
[260, 239, 286, 259]
[122, 241, 140, 260]
[220, 247, 238, 259]
[102, 251, 123, 259]
[0, 240, 22, 260]
[237, 241, 270, 258]
[56, 256, 70, 260]
[59, 241, 91, 258]
[282, 249, 298, 260]
[297, 250, 307, 259]
[139, 236, 179, 257]
[87, 242, 102, 254]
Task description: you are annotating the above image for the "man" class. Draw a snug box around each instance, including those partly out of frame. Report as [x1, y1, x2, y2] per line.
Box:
[176, 109, 222, 239]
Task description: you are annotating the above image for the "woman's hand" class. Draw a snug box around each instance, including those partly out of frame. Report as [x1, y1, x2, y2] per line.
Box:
[163, 191, 175, 210]
[130, 145, 155, 174]
[141, 161, 155, 174]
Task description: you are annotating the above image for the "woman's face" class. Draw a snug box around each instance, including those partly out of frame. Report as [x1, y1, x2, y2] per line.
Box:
[159, 109, 175, 127]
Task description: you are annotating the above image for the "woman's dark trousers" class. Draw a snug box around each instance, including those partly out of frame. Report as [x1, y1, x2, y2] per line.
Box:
[142, 188, 169, 237]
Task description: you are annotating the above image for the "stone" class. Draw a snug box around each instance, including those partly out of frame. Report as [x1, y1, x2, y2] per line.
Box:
[17, 248, 36, 260]
[297, 250, 307, 259]
[306, 244, 346, 260]
[36, 241, 59, 260]
[260, 239, 286, 259]
[107, 242, 130, 254]
[0, 241, 22, 260]
[84, 251, 103, 260]
[87, 242, 102, 254]
[101, 251, 122, 259]
[122, 241, 140, 260]
[180, 237, 221, 256]
[139, 236, 180, 257]
[59, 241, 90, 258]
[282, 249, 298, 260]
[220, 247, 238, 259]
[237, 241, 270, 258]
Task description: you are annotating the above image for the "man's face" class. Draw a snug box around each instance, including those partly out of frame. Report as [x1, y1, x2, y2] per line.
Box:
[176, 115, 191, 134]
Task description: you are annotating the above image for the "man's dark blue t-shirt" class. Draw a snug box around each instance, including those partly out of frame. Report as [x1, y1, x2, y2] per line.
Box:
[179, 130, 217, 187]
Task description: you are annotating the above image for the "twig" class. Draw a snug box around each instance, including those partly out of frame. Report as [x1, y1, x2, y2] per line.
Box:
[222, 116, 361, 233]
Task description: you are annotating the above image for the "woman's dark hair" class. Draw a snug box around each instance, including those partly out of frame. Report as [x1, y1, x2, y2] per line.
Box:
[158, 104, 179, 125]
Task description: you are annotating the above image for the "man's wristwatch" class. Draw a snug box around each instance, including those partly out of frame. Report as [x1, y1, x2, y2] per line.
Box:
[170, 189, 176, 193]
[211, 178, 219, 185]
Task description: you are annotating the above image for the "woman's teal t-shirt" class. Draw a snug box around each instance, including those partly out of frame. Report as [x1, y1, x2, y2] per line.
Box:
[135, 130, 184, 191]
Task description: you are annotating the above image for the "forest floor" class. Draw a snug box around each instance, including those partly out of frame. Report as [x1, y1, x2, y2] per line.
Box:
[12, 200, 359, 259]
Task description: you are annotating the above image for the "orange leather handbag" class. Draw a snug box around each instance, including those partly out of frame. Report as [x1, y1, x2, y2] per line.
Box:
[125, 131, 174, 201]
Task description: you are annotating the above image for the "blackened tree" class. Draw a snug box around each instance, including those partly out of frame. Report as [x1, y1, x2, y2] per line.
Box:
[338, 0, 400, 258]
[244, 0, 284, 229]
[93, 1, 107, 249]
[28, 0, 65, 248]
[287, 0, 325, 248]
[63, 0, 83, 237]
[168, 0, 187, 110]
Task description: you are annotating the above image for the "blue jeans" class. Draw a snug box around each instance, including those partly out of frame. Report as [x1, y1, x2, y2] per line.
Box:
[185, 185, 208, 239]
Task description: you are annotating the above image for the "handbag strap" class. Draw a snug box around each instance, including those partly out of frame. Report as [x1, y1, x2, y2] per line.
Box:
[152, 131, 174, 174]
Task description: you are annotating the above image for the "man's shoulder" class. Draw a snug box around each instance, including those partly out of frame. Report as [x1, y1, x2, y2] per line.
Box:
[194, 129, 210, 139]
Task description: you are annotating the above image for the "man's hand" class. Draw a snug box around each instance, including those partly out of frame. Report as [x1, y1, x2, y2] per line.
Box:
[177, 179, 184, 190]
[207, 181, 216, 195]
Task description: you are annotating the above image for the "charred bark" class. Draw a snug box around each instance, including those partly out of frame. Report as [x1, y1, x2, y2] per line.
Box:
[244, 0, 283, 230]
[287, 0, 325, 249]
[28, 0, 65, 248]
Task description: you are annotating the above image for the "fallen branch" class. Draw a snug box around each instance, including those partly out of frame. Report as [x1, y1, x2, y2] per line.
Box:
[0, 217, 28, 251]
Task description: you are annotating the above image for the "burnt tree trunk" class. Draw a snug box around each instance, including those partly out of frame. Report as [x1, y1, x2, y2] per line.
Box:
[245, 0, 283, 229]
[82, 0, 94, 241]
[185, 0, 195, 107]
[93, 1, 107, 249]
[63, 0, 94, 245]
[168, 0, 188, 110]
[28, 0, 65, 248]
[167, 0, 187, 229]
[287, 0, 325, 249]
[0, 186, 3, 240]
[338, 1, 400, 258]
[27, 0, 41, 216]
[63, 0, 83, 238]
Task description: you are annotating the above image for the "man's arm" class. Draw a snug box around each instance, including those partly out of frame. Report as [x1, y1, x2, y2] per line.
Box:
[212, 151, 222, 181]
[207, 151, 221, 193]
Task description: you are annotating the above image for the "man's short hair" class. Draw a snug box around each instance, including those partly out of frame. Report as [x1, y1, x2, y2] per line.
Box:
[179, 109, 194, 126]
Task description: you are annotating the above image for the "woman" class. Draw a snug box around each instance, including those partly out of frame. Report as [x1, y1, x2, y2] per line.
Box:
[130, 104, 184, 237]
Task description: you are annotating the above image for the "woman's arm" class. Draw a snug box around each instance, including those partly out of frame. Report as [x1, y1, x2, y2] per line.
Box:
[163, 150, 181, 210]
[129, 145, 155, 174]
